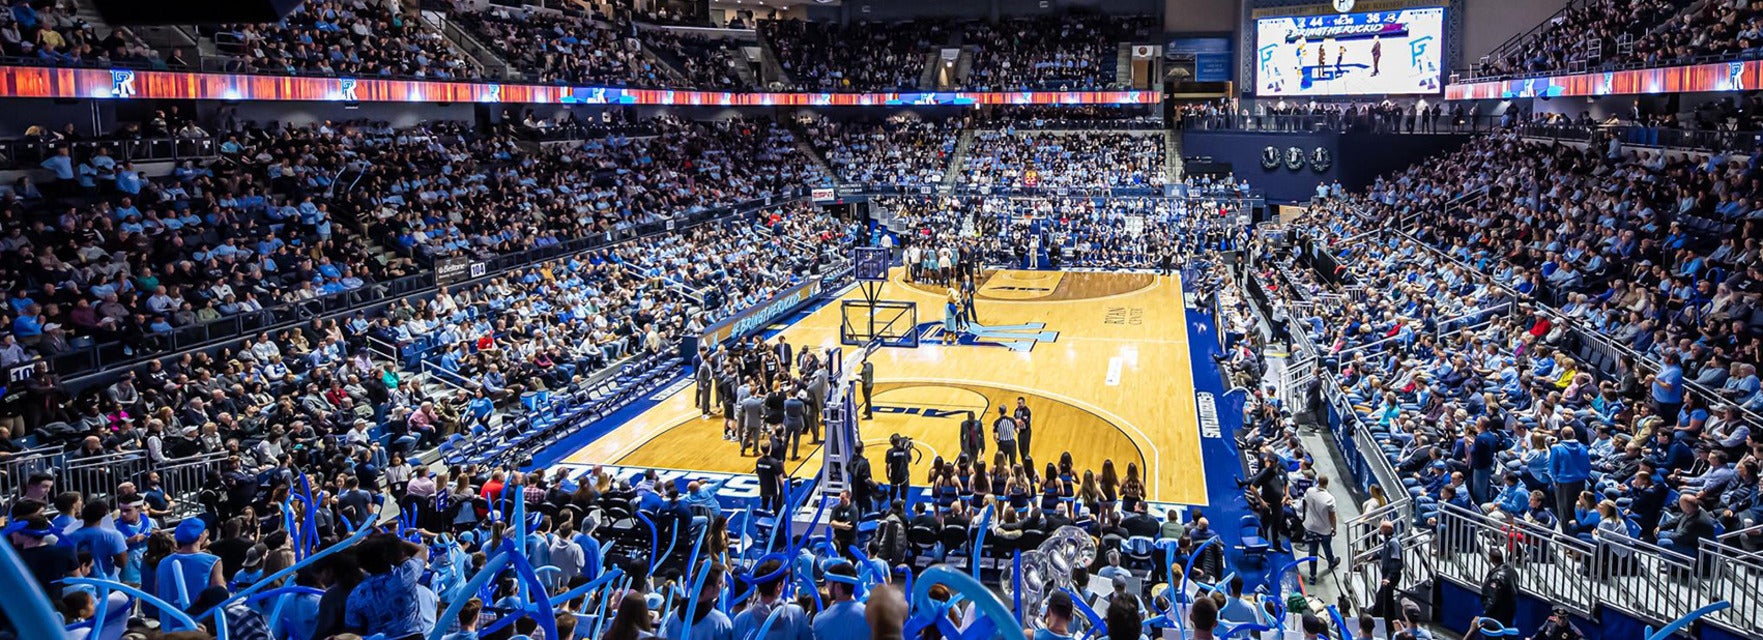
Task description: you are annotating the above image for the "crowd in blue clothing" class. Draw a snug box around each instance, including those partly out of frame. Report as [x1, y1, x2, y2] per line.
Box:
[1282, 185, 1763, 572]
[3, 118, 419, 382]
[960, 131, 1165, 192]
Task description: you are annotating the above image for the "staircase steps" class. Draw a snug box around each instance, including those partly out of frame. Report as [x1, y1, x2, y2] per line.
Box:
[918, 51, 940, 90]
[423, 10, 517, 80]
[72, 0, 195, 62]
[953, 48, 975, 89]
[1165, 129, 1184, 184]
[755, 31, 793, 89]
[940, 128, 976, 194]
[1116, 43, 1134, 89]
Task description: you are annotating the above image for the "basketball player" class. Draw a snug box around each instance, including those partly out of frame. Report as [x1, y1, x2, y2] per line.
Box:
[1371, 36, 1382, 76]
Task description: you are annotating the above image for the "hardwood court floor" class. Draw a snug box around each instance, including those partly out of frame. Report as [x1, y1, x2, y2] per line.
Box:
[560, 268, 1208, 504]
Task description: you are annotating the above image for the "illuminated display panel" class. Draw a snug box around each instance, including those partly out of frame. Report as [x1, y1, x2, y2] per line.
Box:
[1254, 6, 1445, 96]
[1447, 59, 1758, 100]
[0, 66, 1160, 105]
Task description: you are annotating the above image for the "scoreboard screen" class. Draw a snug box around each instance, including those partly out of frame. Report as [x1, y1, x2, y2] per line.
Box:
[1254, 6, 1444, 96]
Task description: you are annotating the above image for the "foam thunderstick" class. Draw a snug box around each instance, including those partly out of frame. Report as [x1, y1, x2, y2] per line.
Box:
[970, 505, 995, 580]
[1218, 622, 1277, 639]
[678, 522, 714, 640]
[1058, 587, 1107, 639]
[1269, 556, 1320, 631]
[230, 501, 382, 603]
[551, 566, 627, 612]
[59, 578, 199, 632]
[248, 586, 325, 638]
[910, 565, 1027, 640]
[430, 547, 561, 640]
[1152, 535, 1227, 635]
[1326, 604, 1354, 640]
[1645, 601, 1731, 640]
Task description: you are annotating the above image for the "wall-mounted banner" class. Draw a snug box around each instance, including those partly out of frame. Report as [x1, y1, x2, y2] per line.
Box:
[0, 65, 1161, 105]
[1447, 58, 1758, 100]
[700, 278, 823, 346]
[435, 256, 487, 286]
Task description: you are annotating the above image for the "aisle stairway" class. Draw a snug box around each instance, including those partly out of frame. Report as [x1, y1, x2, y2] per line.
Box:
[918, 51, 940, 90]
[422, 10, 516, 80]
[1116, 43, 1134, 88]
[637, 37, 692, 86]
[940, 129, 976, 194]
[73, 0, 195, 60]
[796, 141, 836, 186]
[1165, 129, 1184, 184]
[755, 32, 793, 89]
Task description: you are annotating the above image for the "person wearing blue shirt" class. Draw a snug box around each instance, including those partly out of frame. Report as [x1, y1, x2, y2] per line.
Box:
[1652, 352, 1686, 423]
[662, 562, 734, 640]
[1216, 575, 1261, 627]
[732, 557, 810, 640]
[1028, 589, 1075, 640]
[1549, 427, 1592, 531]
[39, 147, 73, 183]
[89, 148, 116, 185]
[114, 498, 154, 586]
[60, 499, 128, 581]
[1470, 420, 1501, 504]
[156, 519, 223, 623]
[12, 304, 43, 341]
[467, 390, 494, 431]
[1487, 473, 1530, 516]
[812, 563, 868, 640]
[116, 164, 143, 195]
[343, 534, 433, 639]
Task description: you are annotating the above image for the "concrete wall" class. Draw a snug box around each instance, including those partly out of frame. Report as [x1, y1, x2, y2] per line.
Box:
[197, 102, 479, 129]
[1165, 0, 1240, 34]
[1459, 0, 1571, 68]
[1181, 129, 1470, 202]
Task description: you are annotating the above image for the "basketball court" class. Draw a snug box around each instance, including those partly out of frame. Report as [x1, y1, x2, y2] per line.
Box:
[557, 266, 1209, 505]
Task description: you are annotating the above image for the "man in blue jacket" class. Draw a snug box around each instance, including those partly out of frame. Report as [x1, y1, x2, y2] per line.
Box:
[1549, 427, 1592, 531]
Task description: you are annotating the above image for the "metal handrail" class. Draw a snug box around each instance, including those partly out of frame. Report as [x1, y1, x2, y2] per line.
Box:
[0, 137, 218, 170]
[1281, 215, 1763, 632]
[1393, 227, 1763, 430]
[1700, 533, 1763, 635]
[52, 275, 429, 384]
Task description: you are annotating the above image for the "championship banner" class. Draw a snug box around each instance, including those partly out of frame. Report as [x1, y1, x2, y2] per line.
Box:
[0, 65, 1162, 105]
[699, 278, 823, 346]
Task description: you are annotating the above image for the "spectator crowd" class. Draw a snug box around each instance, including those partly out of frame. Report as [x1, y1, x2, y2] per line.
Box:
[961, 130, 1166, 191]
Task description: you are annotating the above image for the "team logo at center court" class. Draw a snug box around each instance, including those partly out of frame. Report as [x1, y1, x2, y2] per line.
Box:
[916, 321, 1060, 352]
